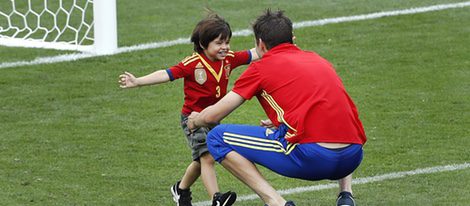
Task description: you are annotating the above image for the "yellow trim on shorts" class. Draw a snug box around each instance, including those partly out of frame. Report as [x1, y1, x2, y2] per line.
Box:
[223, 132, 298, 155]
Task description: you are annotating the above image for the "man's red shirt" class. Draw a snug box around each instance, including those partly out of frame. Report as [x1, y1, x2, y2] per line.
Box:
[233, 44, 366, 145]
[167, 50, 251, 115]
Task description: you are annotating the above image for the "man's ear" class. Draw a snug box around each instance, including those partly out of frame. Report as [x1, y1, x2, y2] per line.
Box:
[258, 38, 268, 53]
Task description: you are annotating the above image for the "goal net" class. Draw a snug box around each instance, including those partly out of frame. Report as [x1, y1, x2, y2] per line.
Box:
[0, 0, 117, 54]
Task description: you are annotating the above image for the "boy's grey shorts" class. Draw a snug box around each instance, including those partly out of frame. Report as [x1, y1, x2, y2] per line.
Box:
[181, 114, 211, 160]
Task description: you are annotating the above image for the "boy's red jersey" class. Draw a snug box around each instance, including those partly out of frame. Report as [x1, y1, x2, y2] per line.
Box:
[167, 50, 252, 115]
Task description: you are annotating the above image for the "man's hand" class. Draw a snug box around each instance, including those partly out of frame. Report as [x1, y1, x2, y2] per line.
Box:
[187, 111, 200, 131]
[186, 92, 246, 131]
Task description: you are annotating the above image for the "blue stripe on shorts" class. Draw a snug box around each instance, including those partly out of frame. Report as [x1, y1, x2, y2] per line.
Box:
[207, 124, 363, 181]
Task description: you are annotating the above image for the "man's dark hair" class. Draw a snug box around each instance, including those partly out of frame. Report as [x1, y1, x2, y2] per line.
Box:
[191, 12, 232, 53]
[252, 9, 293, 49]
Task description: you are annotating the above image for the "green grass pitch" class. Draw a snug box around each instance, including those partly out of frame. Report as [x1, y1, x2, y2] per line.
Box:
[0, 0, 469, 205]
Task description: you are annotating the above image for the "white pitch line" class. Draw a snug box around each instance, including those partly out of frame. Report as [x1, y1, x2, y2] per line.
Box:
[1, 1, 470, 69]
[192, 162, 470, 206]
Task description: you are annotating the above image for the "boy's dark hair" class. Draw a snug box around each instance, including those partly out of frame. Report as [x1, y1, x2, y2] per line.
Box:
[191, 12, 232, 53]
[252, 9, 293, 49]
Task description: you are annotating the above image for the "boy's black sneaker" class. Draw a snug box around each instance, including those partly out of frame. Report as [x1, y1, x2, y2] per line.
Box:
[336, 191, 356, 206]
[170, 181, 192, 206]
[212, 191, 237, 206]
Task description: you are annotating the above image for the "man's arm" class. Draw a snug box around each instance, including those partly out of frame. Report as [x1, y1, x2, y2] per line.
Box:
[188, 91, 245, 130]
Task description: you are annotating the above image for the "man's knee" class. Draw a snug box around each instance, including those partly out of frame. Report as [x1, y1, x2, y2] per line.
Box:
[207, 124, 232, 163]
[207, 124, 226, 146]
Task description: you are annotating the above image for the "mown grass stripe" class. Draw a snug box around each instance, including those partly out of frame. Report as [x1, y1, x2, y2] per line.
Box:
[1, 1, 469, 69]
[193, 162, 470, 205]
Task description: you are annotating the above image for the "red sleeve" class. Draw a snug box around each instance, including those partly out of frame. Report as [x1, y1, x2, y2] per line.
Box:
[229, 50, 251, 70]
[232, 64, 261, 100]
[167, 61, 192, 81]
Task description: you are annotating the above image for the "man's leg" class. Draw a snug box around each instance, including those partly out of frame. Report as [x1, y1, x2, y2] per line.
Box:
[207, 124, 326, 206]
[221, 151, 286, 206]
[338, 174, 352, 194]
[336, 174, 356, 206]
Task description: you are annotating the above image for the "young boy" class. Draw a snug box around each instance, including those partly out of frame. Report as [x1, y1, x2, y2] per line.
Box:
[118, 13, 258, 206]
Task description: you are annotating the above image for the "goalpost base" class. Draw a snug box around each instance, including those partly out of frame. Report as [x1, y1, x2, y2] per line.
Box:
[0, 0, 117, 55]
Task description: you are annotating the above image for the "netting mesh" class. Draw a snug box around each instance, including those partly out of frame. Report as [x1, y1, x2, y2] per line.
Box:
[0, 0, 94, 46]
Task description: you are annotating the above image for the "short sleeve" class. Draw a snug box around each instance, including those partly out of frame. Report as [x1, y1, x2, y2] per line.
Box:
[232, 65, 261, 100]
[229, 50, 251, 69]
[167, 61, 193, 80]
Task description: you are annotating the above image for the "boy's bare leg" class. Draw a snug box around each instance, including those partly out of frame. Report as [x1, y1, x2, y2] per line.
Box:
[221, 151, 286, 206]
[338, 174, 353, 194]
[200, 152, 219, 199]
[179, 161, 201, 189]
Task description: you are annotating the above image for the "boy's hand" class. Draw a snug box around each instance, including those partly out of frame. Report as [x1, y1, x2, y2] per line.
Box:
[119, 71, 138, 88]
[187, 112, 200, 131]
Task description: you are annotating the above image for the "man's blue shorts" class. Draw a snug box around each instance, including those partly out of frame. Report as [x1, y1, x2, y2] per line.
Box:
[207, 124, 363, 181]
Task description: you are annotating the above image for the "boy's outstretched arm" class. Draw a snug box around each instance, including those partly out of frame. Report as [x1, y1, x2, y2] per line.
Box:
[118, 70, 170, 89]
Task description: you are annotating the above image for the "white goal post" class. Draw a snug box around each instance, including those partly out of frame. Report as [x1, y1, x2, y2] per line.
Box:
[0, 0, 117, 55]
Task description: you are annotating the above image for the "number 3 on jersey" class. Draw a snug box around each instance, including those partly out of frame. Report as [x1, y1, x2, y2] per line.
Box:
[215, 85, 221, 98]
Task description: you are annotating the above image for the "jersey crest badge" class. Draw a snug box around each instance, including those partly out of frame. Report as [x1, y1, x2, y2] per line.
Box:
[195, 68, 207, 85]
[224, 64, 231, 79]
